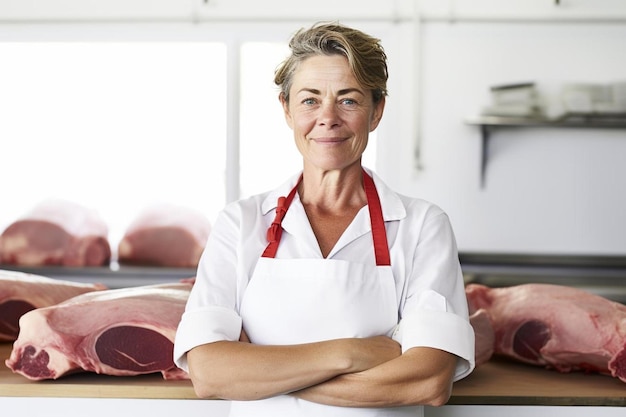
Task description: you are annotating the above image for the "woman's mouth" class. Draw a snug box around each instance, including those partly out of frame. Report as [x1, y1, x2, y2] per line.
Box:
[311, 136, 348, 144]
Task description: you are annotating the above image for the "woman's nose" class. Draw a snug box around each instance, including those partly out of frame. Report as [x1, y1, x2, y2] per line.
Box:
[318, 101, 341, 127]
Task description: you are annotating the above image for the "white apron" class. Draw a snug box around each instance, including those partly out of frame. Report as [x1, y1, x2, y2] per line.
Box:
[234, 171, 423, 417]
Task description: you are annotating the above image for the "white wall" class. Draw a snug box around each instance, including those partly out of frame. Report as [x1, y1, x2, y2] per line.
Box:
[379, 20, 626, 256]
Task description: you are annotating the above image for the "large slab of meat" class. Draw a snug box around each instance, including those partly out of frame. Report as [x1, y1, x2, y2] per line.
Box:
[468, 308, 495, 367]
[117, 204, 211, 268]
[0, 269, 106, 342]
[466, 283, 626, 383]
[0, 199, 111, 267]
[5, 282, 192, 381]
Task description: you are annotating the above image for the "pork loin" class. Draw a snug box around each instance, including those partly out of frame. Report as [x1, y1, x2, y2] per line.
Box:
[466, 283, 626, 383]
[117, 204, 211, 268]
[0, 269, 106, 342]
[5, 282, 192, 380]
[0, 199, 111, 267]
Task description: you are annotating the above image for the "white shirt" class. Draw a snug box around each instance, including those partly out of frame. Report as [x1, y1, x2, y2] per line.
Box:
[174, 168, 475, 380]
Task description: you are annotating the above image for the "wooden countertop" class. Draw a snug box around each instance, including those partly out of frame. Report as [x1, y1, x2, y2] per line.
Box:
[2, 344, 625, 405]
[447, 357, 626, 406]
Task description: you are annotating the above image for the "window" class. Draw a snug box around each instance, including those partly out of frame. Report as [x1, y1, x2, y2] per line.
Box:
[240, 42, 297, 196]
[0, 41, 227, 246]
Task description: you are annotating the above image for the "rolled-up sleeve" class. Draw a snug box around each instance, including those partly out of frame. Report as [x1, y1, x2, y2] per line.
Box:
[394, 309, 475, 381]
[173, 306, 242, 372]
[393, 206, 476, 381]
[173, 206, 244, 372]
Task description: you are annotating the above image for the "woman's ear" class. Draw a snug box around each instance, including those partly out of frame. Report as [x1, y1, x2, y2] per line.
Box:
[369, 96, 386, 132]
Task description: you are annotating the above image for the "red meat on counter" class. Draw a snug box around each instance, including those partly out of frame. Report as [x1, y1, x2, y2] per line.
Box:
[6, 282, 192, 380]
[0, 199, 111, 267]
[465, 283, 626, 383]
[468, 308, 495, 367]
[0, 269, 107, 342]
[117, 204, 211, 268]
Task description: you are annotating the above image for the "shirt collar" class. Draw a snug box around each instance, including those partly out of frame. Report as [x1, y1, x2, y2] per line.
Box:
[261, 172, 302, 216]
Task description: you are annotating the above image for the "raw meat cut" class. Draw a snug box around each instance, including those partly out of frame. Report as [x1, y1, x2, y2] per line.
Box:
[0, 199, 111, 267]
[468, 308, 495, 367]
[0, 269, 106, 342]
[117, 204, 211, 268]
[6, 282, 192, 380]
[465, 283, 626, 383]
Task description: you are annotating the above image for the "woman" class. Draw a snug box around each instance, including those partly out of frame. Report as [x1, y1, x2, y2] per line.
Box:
[174, 22, 475, 416]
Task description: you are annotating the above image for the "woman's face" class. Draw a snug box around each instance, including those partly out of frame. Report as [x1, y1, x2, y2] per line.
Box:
[281, 54, 385, 173]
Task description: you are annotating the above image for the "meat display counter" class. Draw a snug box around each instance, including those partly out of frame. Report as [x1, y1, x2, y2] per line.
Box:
[0, 263, 196, 289]
[4, 253, 626, 298]
[460, 253, 626, 304]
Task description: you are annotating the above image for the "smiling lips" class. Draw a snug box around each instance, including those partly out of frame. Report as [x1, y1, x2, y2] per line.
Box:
[311, 136, 349, 144]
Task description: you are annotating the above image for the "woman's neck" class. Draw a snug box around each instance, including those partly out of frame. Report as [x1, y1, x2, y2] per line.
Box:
[299, 164, 366, 213]
[298, 164, 367, 258]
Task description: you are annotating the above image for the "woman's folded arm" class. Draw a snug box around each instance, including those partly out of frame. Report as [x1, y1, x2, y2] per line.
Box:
[186, 334, 401, 401]
[291, 346, 458, 408]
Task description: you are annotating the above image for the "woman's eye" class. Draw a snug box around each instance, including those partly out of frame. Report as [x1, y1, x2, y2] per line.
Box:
[302, 98, 316, 105]
[341, 98, 357, 106]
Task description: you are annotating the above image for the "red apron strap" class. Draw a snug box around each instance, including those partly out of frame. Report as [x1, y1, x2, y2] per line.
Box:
[362, 170, 391, 266]
[261, 175, 302, 258]
[262, 169, 390, 266]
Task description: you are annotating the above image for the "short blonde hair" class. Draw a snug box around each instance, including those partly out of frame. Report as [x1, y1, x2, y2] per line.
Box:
[274, 21, 388, 104]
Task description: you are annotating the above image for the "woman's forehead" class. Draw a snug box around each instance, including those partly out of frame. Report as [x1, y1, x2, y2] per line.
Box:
[291, 55, 361, 92]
